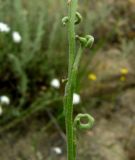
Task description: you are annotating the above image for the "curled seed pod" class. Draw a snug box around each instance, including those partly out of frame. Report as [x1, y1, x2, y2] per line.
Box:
[62, 16, 69, 26]
[76, 35, 94, 48]
[74, 113, 94, 130]
[62, 12, 82, 26]
[76, 35, 87, 46]
[85, 35, 94, 48]
[75, 12, 82, 25]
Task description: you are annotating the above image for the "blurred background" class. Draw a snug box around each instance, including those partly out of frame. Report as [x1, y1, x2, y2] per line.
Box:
[0, 0, 135, 159]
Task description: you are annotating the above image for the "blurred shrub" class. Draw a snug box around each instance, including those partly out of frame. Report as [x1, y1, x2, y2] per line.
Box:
[0, 0, 66, 128]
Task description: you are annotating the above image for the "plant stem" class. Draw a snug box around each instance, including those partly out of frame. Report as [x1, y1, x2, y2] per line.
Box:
[63, 1, 95, 160]
[64, 1, 78, 160]
[68, 0, 77, 75]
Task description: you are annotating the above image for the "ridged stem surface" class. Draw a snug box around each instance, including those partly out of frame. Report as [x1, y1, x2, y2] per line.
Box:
[64, 1, 78, 160]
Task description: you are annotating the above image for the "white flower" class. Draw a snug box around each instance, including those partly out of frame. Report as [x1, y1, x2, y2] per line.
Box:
[52, 147, 62, 155]
[12, 31, 22, 43]
[73, 93, 81, 105]
[50, 78, 60, 89]
[0, 106, 3, 116]
[0, 22, 10, 33]
[0, 95, 10, 105]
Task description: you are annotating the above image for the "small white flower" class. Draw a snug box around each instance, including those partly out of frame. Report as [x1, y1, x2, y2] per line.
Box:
[0, 106, 3, 116]
[0, 22, 10, 33]
[12, 31, 22, 43]
[50, 78, 60, 89]
[52, 147, 62, 155]
[0, 95, 10, 105]
[73, 93, 81, 105]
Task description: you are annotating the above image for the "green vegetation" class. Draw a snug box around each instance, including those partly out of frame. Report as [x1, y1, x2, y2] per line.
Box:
[62, 1, 94, 159]
[0, 0, 135, 159]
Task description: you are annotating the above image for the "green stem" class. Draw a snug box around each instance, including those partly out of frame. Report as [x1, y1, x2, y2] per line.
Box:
[65, 46, 83, 160]
[63, 2, 95, 160]
[72, 46, 83, 90]
[68, 0, 78, 75]
[64, 1, 78, 160]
